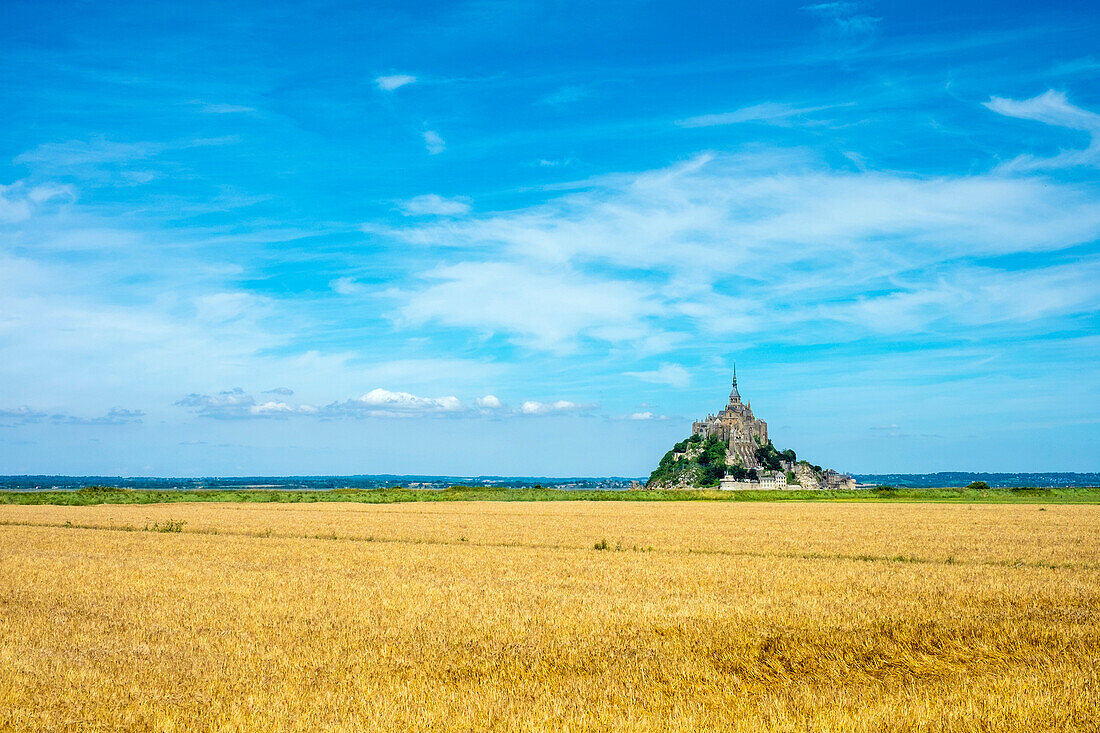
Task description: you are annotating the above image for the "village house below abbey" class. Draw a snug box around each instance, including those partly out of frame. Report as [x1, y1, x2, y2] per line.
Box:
[646, 366, 855, 490]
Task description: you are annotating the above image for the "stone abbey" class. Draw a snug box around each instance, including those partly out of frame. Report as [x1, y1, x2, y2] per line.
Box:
[691, 366, 770, 469]
[646, 365, 855, 491]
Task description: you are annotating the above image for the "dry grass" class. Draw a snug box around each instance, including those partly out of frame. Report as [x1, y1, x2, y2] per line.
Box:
[0, 501, 1097, 731]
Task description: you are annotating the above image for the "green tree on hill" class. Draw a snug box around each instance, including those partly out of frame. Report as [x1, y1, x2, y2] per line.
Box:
[696, 437, 728, 486]
[646, 435, 728, 488]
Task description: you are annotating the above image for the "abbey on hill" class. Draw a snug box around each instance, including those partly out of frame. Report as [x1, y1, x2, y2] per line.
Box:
[646, 367, 855, 490]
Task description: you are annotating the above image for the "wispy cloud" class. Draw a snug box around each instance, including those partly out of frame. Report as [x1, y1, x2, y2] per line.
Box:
[0, 407, 49, 424]
[330, 276, 368, 296]
[13, 135, 238, 183]
[624, 363, 691, 389]
[55, 408, 146, 425]
[539, 85, 589, 107]
[195, 102, 256, 114]
[535, 158, 574, 167]
[383, 140, 1100, 351]
[422, 130, 446, 154]
[676, 102, 847, 128]
[0, 406, 143, 425]
[0, 181, 73, 223]
[393, 261, 665, 352]
[400, 194, 471, 216]
[985, 90, 1100, 170]
[802, 2, 881, 45]
[15, 136, 163, 167]
[1049, 57, 1100, 76]
[376, 74, 417, 91]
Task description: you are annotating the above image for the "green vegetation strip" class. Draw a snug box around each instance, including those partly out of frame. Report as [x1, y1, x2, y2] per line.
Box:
[1, 485, 1099, 505]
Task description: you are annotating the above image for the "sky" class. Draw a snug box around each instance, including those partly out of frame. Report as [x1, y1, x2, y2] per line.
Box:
[1, 0, 1099, 477]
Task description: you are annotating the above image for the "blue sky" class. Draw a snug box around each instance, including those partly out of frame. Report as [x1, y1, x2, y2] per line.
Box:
[1, 0, 1099, 476]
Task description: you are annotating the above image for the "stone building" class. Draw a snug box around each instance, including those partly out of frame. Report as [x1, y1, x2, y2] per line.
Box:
[691, 366, 769, 468]
[719, 470, 787, 491]
[758, 471, 788, 489]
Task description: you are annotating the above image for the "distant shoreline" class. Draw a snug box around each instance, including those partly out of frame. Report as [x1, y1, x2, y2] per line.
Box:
[2, 471, 1098, 492]
[3, 485, 1100, 505]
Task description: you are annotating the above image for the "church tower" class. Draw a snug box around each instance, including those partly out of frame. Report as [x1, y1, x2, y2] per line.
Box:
[692, 362, 769, 468]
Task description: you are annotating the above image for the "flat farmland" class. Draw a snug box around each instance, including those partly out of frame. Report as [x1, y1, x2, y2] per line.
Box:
[1, 501, 1097, 731]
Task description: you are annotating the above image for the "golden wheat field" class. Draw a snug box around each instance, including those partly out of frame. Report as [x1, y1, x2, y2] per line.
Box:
[1, 501, 1097, 732]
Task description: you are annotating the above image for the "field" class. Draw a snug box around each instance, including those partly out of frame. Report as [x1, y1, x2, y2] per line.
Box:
[1, 501, 1097, 731]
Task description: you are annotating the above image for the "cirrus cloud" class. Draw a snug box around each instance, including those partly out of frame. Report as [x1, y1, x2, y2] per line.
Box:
[375, 74, 416, 91]
[400, 194, 471, 216]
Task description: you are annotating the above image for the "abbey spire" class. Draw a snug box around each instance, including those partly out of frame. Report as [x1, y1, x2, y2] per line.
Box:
[729, 363, 741, 404]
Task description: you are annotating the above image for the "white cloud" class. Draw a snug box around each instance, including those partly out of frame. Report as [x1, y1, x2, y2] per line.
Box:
[325, 388, 462, 418]
[422, 130, 445, 155]
[15, 137, 163, 167]
[13, 136, 238, 186]
[624, 363, 691, 389]
[175, 389, 321, 419]
[676, 102, 844, 128]
[815, 259, 1100, 333]
[520, 400, 596, 415]
[384, 144, 1100, 349]
[359, 388, 461, 410]
[391, 149, 1100, 270]
[620, 407, 668, 420]
[0, 195, 518, 424]
[175, 388, 260, 419]
[400, 194, 471, 216]
[250, 401, 294, 415]
[802, 2, 880, 44]
[477, 394, 503, 409]
[986, 90, 1100, 132]
[394, 261, 666, 352]
[0, 181, 73, 223]
[376, 74, 416, 91]
[175, 389, 314, 419]
[330, 276, 367, 296]
[536, 158, 573, 167]
[985, 90, 1100, 170]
